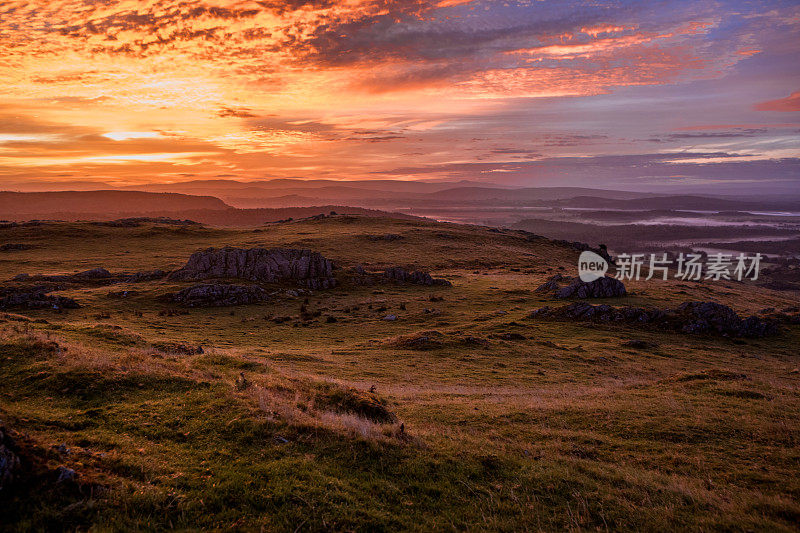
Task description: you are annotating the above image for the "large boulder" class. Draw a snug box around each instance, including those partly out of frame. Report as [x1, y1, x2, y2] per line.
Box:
[555, 276, 627, 299]
[384, 267, 451, 286]
[674, 301, 780, 337]
[0, 291, 80, 310]
[529, 300, 779, 338]
[169, 247, 336, 289]
[172, 284, 270, 307]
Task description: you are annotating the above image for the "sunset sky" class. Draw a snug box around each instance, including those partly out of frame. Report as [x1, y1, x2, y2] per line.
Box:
[1, 0, 799, 192]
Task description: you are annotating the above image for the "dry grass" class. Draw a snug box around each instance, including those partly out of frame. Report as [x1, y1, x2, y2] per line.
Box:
[255, 385, 405, 442]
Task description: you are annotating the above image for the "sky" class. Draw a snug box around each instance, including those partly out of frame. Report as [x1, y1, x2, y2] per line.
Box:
[1, 0, 799, 193]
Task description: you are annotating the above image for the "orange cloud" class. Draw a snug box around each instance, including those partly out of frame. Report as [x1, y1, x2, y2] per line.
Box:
[0, 1, 793, 185]
[755, 90, 800, 112]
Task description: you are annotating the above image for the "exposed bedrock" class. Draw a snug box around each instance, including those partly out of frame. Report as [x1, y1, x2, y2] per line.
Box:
[172, 284, 270, 307]
[535, 274, 626, 299]
[529, 301, 779, 337]
[168, 247, 336, 289]
[383, 267, 452, 286]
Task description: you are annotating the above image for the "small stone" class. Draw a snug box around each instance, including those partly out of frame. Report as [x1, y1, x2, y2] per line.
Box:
[621, 340, 659, 349]
[55, 466, 76, 483]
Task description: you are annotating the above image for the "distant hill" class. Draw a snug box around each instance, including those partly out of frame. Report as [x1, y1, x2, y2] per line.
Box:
[132, 206, 422, 226]
[0, 190, 230, 218]
[0, 191, 421, 224]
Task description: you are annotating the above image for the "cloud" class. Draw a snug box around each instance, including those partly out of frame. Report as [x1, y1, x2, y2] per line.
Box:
[755, 90, 800, 111]
[217, 107, 257, 118]
[0, 1, 798, 188]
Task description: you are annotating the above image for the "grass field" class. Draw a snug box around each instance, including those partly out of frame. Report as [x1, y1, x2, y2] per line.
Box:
[1, 216, 799, 531]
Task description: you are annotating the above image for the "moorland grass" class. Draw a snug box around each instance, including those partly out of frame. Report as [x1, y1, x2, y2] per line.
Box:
[1, 217, 798, 531]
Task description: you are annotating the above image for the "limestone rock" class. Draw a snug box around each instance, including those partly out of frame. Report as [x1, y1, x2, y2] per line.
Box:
[555, 276, 627, 299]
[0, 291, 80, 310]
[674, 301, 779, 337]
[12, 268, 112, 284]
[529, 301, 778, 338]
[125, 269, 167, 283]
[172, 284, 270, 307]
[535, 274, 564, 293]
[169, 247, 336, 289]
[384, 267, 451, 286]
[0, 420, 21, 493]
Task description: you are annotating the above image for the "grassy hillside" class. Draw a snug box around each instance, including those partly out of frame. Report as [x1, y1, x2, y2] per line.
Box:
[1, 216, 798, 531]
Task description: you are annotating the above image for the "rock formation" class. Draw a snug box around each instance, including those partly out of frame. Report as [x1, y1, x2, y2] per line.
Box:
[0, 420, 21, 493]
[555, 276, 627, 299]
[529, 301, 779, 337]
[172, 284, 270, 307]
[12, 268, 112, 284]
[534, 273, 564, 293]
[169, 247, 336, 289]
[536, 274, 626, 298]
[0, 291, 80, 310]
[673, 301, 779, 337]
[125, 270, 167, 283]
[383, 267, 451, 286]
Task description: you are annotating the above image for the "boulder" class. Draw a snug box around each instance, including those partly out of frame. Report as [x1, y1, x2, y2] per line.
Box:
[535, 274, 564, 293]
[392, 330, 445, 350]
[73, 267, 112, 280]
[674, 301, 779, 337]
[621, 340, 659, 349]
[172, 284, 270, 307]
[0, 291, 80, 310]
[125, 269, 167, 283]
[168, 247, 336, 289]
[0, 420, 21, 494]
[529, 301, 778, 338]
[0, 243, 31, 252]
[384, 267, 451, 286]
[555, 276, 627, 299]
[11, 268, 113, 284]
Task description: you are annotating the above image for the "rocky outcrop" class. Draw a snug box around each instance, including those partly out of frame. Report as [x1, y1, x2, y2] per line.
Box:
[535, 273, 564, 293]
[169, 247, 336, 289]
[673, 301, 779, 337]
[124, 269, 167, 283]
[0, 420, 21, 494]
[13, 268, 112, 284]
[535, 274, 626, 298]
[529, 301, 779, 337]
[172, 284, 270, 307]
[383, 267, 451, 286]
[556, 276, 627, 299]
[0, 291, 80, 310]
[0, 243, 32, 252]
